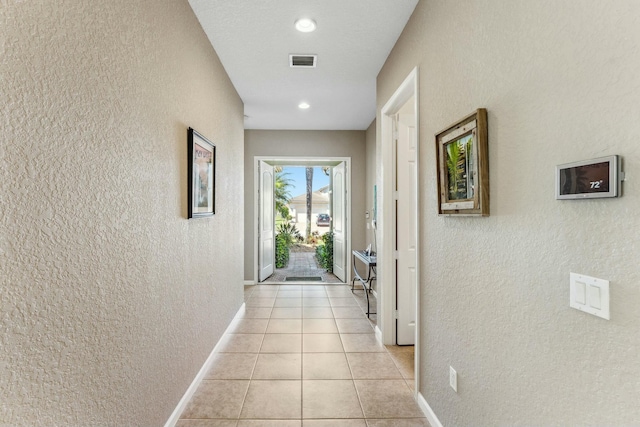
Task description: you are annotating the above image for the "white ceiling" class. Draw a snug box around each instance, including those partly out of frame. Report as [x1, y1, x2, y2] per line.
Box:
[188, 0, 419, 130]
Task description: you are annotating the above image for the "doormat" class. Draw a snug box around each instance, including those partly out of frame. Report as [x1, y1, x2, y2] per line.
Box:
[285, 276, 323, 282]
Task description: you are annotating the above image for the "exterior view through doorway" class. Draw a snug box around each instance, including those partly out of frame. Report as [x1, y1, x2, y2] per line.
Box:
[254, 157, 352, 285]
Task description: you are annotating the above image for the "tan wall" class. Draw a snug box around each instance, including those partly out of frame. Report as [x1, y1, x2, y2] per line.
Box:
[1, 1, 244, 425]
[244, 130, 367, 281]
[377, 1, 640, 425]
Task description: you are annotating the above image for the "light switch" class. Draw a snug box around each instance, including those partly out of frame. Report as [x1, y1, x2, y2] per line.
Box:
[575, 280, 586, 305]
[588, 285, 601, 309]
[570, 273, 610, 320]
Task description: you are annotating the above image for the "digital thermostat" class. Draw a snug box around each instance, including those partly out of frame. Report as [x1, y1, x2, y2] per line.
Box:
[556, 155, 623, 200]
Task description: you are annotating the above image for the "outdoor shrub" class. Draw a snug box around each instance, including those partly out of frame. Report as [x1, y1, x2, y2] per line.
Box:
[315, 244, 323, 266]
[307, 230, 320, 245]
[275, 233, 290, 268]
[277, 222, 302, 243]
[315, 231, 334, 272]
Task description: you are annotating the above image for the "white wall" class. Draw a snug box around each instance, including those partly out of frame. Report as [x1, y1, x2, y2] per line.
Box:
[377, 1, 640, 425]
[244, 130, 366, 281]
[1, 1, 245, 425]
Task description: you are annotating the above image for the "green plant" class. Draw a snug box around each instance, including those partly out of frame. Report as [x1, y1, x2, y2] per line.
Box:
[315, 231, 334, 272]
[275, 222, 302, 268]
[275, 233, 290, 268]
[446, 140, 460, 198]
[277, 222, 302, 243]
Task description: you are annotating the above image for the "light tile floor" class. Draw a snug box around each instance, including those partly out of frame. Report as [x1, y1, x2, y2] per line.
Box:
[177, 284, 428, 427]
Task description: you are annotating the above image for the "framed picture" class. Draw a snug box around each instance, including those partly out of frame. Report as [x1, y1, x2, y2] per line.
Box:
[188, 127, 215, 218]
[435, 108, 489, 216]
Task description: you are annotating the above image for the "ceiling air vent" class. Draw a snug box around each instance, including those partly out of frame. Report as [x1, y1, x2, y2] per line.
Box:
[289, 54, 317, 68]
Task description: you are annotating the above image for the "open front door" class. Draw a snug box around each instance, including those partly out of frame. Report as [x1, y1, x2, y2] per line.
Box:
[258, 161, 275, 282]
[332, 162, 346, 282]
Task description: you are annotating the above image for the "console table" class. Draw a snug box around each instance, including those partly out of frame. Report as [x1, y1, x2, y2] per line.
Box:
[351, 250, 376, 318]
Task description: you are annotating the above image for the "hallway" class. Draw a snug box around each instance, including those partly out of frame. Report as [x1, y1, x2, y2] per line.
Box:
[176, 284, 427, 426]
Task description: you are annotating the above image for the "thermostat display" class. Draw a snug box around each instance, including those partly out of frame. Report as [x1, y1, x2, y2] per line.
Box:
[556, 155, 621, 199]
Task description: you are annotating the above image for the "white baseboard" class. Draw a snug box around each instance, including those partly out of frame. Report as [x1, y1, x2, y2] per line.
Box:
[416, 391, 444, 427]
[164, 303, 246, 427]
[243, 280, 255, 286]
[374, 325, 382, 342]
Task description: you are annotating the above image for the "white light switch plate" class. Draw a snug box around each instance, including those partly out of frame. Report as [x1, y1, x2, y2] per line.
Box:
[570, 273, 610, 320]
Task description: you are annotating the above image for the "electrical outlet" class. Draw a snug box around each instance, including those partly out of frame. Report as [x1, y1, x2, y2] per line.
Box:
[449, 366, 457, 392]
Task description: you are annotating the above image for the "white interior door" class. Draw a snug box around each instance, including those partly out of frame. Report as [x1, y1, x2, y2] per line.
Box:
[332, 162, 346, 282]
[258, 161, 275, 282]
[395, 110, 417, 345]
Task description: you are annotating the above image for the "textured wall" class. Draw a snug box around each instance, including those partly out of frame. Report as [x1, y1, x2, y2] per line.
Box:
[1, 1, 245, 426]
[244, 130, 367, 281]
[377, 0, 640, 425]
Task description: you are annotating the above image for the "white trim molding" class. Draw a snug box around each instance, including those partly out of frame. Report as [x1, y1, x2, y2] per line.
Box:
[164, 303, 246, 427]
[379, 66, 421, 391]
[380, 66, 420, 345]
[417, 392, 444, 427]
[374, 325, 383, 343]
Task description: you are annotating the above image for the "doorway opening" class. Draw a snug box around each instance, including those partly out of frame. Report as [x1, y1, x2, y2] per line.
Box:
[379, 67, 420, 394]
[254, 157, 351, 285]
[269, 164, 338, 283]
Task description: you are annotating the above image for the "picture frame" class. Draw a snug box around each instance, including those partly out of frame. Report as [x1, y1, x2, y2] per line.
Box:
[188, 127, 216, 218]
[435, 108, 489, 216]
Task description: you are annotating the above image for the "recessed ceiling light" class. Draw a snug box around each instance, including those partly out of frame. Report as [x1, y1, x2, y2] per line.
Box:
[295, 18, 316, 33]
[298, 102, 310, 109]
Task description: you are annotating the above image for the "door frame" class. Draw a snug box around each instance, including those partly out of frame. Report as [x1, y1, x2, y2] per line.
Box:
[378, 67, 420, 391]
[253, 156, 352, 285]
